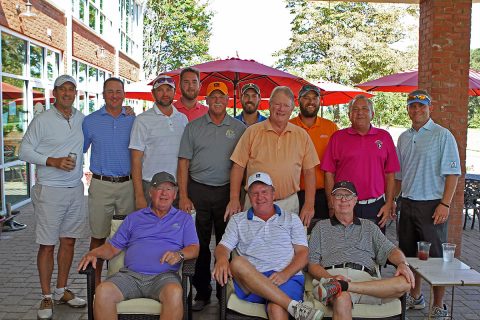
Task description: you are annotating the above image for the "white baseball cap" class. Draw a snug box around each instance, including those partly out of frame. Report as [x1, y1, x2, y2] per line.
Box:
[247, 172, 273, 189]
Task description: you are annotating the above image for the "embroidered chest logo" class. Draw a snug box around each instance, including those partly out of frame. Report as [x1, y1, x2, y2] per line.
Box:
[450, 161, 457, 168]
[171, 223, 180, 230]
[375, 140, 383, 149]
[225, 129, 236, 139]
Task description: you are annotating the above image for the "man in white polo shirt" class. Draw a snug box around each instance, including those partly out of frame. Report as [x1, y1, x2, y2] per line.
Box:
[213, 172, 325, 320]
[19, 75, 88, 320]
[129, 75, 188, 209]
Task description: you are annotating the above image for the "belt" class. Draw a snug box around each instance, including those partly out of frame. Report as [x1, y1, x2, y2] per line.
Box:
[92, 174, 131, 183]
[358, 194, 384, 205]
[325, 262, 377, 277]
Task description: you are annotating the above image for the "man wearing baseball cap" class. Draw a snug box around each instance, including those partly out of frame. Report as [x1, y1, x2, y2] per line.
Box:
[213, 172, 326, 320]
[20, 74, 87, 319]
[395, 89, 460, 318]
[78, 171, 199, 320]
[308, 180, 414, 319]
[177, 81, 246, 310]
[173, 67, 208, 122]
[234, 83, 267, 126]
[290, 85, 339, 221]
[129, 75, 188, 210]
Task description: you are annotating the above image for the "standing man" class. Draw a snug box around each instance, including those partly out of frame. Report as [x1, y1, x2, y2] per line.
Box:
[177, 81, 246, 311]
[395, 90, 460, 319]
[321, 95, 399, 231]
[19, 75, 87, 320]
[290, 85, 338, 220]
[226, 86, 319, 227]
[235, 83, 267, 126]
[83, 77, 136, 285]
[129, 75, 188, 210]
[173, 67, 208, 122]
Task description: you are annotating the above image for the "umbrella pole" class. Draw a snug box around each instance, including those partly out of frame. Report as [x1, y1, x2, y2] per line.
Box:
[233, 73, 239, 117]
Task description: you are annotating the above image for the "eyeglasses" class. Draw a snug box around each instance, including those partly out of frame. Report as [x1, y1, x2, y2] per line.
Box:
[407, 94, 431, 103]
[333, 193, 356, 201]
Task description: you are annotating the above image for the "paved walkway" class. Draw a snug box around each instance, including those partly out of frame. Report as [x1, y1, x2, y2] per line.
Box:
[1, 202, 480, 319]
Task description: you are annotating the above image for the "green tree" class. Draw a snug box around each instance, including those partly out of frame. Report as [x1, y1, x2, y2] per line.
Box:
[469, 48, 480, 128]
[143, 0, 213, 78]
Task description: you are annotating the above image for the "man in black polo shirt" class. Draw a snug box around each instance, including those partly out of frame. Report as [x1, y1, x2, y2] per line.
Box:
[308, 181, 414, 319]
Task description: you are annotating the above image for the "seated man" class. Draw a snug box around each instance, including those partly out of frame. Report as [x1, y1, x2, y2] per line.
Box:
[78, 172, 199, 320]
[213, 172, 328, 320]
[308, 181, 414, 320]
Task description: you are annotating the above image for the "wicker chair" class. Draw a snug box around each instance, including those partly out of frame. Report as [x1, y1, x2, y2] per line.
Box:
[464, 178, 480, 230]
[79, 215, 196, 320]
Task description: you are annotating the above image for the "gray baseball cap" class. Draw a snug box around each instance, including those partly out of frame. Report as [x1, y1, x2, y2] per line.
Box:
[150, 171, 177, 188]
[54, 75, 77, 88]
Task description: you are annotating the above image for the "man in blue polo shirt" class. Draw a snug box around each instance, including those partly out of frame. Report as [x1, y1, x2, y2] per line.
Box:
[83, 77, 136, 285]
[234, 83, 267, 126]
[78, 171, 199, 320]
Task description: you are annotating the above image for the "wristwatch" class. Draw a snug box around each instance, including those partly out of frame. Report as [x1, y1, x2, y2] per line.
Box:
[399, 261, 410, 267]
[177, 251, 185, 263]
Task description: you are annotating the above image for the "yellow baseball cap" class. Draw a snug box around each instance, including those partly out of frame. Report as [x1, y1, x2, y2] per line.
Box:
[206, 81, 228, 96]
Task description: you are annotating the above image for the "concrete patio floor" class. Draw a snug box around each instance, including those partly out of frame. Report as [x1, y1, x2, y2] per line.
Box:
[1, 201, 479, 319]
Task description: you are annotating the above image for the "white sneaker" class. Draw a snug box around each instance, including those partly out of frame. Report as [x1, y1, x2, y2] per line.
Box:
[293, 301, 324, 320]
[53, 288, 86, 308]
[37, 297, 53, 320]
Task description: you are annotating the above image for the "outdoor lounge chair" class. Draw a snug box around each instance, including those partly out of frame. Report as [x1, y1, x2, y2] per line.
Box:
[79, 215, 196, 320]
[464, 178, 480, 230]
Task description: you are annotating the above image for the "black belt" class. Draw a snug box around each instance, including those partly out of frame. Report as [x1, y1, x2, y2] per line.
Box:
[92, 174, 131, 183]
[325, 262, 377, 277]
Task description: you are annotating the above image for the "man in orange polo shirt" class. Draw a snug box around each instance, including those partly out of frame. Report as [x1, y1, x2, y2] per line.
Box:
[290, 85, 338, 220]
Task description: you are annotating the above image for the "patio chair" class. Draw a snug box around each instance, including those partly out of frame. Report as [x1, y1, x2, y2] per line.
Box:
[79, 215, 196, 320]
[463, 178, 480, 230]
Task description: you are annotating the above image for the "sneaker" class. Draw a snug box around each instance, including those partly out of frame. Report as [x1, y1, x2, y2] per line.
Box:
[191, 299, 210, 312]
[37, 297, 53, 320]
[430, 304, 449, 319]
[316, 278, 342, 303]
[292, 301, 324, 320]
[53, 289, 86, 308]
[406, 293, 426, 309]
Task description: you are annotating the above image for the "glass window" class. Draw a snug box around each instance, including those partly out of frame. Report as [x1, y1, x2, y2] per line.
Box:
[77, 90, 85, 113]
[2, 77, 27, 163]
[79, 0, 85, 20]
[79, 62, 87, 84]
[89, 3, 97, 29]
[5, 163, 30, 205]
[46, 50, 59, 81]
[99, 70, 105, 84]
[30, 44, 44, 79]
[88, 66, 98, 88]
[88, 94, 96, 113]
[100, 0, 103, 9]
[32, 87, 46, 117]
[100, 14, 104, 34]
[72, 60, 78, 80]
[1, 33, 27, 76]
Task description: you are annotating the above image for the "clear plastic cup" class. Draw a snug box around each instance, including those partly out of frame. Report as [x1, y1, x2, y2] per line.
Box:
[442, 243, 456, 262]
[417, 241, 431, 260]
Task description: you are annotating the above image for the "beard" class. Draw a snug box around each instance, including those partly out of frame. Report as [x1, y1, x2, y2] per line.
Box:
[241, 101, 260, 114]
[156, 97, 174, 107]
[180, 87, 199, 100]
[299, 103, 320, 118]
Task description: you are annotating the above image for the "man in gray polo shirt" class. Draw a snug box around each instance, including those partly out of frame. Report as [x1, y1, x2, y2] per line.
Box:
[308, 181, 414, 319]
[177, 81, 246, 310]
[19, 75, 88, 320]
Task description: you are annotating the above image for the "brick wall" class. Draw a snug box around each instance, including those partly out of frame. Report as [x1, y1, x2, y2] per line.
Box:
[119, 51, 140, 82]
[418, 0, 472, 252]
[0, 0, 66, 51]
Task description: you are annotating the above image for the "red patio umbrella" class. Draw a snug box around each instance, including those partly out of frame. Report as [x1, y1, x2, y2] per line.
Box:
[152, 58, 313, 115]
[356, 69, 480, 96]
[317, 81, 374, 106]
[125, 80, 154, 101]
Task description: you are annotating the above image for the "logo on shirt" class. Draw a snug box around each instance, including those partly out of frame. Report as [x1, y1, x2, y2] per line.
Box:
[319, 134, 329, 139]
[450, 161, 457, 168]
[171, 223, 180, 230]
[375, 140, 383, 149]
[225, 129, 236, 139]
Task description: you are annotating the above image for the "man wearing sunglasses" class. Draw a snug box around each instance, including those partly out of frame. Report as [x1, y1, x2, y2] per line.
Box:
[394, 90, 461, 319]
[308, 181, 414, 319]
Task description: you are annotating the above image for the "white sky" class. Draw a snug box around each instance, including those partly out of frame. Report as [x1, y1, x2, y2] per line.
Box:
[208, 1, 480, 67]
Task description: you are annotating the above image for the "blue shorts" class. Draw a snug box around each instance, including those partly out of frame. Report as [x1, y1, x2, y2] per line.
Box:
[233, 270, 304, 304]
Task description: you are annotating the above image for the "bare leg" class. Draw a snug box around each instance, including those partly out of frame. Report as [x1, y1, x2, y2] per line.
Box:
[56, 237, 76, 289]
[94, 282, 124, 320]
[410, 273, 423, 298]
[348, 275, 410, 298]
[159, 282, 183, 320]
[331, 292, 353, 320]
[433, 286, 445, 308]
[38, 245, 55, 295]
[229, 256, 292, 310]
[267, 303, 290, 320]
[89, 237, 106, 286]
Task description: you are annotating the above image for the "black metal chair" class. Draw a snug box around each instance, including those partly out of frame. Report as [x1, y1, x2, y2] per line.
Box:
[79, 215, 196, 320]
[463, 178, 480, 230]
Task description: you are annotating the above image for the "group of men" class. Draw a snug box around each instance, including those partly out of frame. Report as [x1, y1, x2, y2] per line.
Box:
[19, 65, 461, 320]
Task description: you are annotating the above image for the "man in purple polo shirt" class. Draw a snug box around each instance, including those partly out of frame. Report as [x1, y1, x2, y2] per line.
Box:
[78, 172, 199, 320]
[321, 95, 399, 232]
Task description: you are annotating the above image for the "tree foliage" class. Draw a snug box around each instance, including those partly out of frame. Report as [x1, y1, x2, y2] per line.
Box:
[143, 0, 213, 78]
[469, 48, 480, 128]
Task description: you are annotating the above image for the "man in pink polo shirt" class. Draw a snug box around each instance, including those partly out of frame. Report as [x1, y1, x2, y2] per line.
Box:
[173, 67, 208, 121]
[321, 95, 399, 232]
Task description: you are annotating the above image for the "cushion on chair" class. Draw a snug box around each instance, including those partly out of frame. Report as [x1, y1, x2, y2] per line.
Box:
[116, 298, 162, 315]
[225, 278, 268, 319]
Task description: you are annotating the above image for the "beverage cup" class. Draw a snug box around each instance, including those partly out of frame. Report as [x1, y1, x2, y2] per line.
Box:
[442, 243, 456, 262]
[417, 241, 431, 260]
[68, 152, 77, 168]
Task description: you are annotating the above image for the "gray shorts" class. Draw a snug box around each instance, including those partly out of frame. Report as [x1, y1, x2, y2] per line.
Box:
[106, 268, 181, 301]
[32, 184, 88, 245]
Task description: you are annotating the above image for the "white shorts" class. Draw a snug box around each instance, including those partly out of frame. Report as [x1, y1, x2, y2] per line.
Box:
[32, 184, 88, 245]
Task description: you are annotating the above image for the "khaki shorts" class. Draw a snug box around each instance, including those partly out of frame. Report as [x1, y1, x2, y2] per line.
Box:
[244, 192, 299, 214]
[32, 184, 88, 245]
[88, 178, 135, 238]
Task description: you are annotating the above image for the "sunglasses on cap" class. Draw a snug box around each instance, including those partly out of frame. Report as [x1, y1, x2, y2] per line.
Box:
[407, 94, 431, 103]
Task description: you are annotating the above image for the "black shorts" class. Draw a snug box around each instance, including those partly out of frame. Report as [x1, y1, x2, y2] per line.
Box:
[354, 197, 385, 233]
[398, 198, 448, 258]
